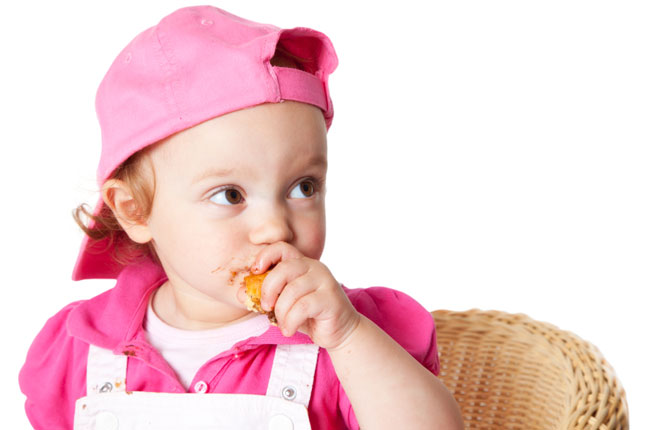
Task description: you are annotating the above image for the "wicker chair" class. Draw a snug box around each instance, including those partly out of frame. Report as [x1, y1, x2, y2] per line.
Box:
[431, 309, 629, 429]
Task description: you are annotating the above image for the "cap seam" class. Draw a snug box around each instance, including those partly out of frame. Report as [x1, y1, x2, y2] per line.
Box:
[154, 23, 185, 122]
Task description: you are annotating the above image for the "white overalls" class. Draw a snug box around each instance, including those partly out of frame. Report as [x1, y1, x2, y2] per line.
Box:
[74, 343, 320, 430]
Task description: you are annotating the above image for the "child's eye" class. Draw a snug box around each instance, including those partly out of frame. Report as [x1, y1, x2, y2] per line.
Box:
[289, 179, 318, 199]
[209, 188, 244, 205]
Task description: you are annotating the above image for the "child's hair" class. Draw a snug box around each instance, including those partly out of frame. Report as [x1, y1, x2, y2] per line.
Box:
[73, 44, 310, 267]
[73, 147, 158, 267]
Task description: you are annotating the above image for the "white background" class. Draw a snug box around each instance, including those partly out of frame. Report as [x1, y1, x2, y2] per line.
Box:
[2, 0, 643, 427]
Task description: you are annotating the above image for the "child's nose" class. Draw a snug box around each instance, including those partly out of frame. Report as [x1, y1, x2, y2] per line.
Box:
[248, 205, 294, 245]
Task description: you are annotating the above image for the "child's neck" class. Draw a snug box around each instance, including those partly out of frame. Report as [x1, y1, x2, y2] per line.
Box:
[151, 280, 254, 331]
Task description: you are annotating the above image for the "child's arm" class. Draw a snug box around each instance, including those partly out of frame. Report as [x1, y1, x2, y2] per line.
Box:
[327, 314, 463, 429]
[252, 242, 464, 429]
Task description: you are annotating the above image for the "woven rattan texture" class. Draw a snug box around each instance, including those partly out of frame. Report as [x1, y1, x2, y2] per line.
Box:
[431, 310, 629, 430]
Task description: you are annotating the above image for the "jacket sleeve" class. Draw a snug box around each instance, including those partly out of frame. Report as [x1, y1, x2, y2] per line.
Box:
[338, 286, 441, 429]
[19, 302, 89, 430]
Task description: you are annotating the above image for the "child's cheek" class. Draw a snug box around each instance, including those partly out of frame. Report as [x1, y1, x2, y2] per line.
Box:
[301, 218, 326, 260]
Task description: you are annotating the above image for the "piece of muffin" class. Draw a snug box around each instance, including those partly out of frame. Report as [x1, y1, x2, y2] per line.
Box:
[244, 271, 277, 324]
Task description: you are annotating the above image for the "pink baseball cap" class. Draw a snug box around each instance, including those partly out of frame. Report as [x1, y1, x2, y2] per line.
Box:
[72, 5, 338, 281]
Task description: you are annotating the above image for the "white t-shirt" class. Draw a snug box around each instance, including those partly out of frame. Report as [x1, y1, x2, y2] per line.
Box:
[143, 300, 270, 389]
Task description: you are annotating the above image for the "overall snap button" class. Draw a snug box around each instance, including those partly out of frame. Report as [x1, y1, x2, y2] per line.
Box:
[99, 382, 113, 393]
[281, 385, 297, 401]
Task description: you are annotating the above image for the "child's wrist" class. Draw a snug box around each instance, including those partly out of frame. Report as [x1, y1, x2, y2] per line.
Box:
[325, 312, 364, 353]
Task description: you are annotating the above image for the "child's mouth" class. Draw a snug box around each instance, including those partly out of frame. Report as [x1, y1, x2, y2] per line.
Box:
[211, 256, 256, 287]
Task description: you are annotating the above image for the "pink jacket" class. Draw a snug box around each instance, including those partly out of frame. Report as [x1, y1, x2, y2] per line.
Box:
[20, 259, 440, 429]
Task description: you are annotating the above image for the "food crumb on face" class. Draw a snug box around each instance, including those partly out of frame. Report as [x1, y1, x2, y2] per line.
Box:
[228, 271, 237, 285]
[211, 267, 224, 274]
[228, 265, 252, 286]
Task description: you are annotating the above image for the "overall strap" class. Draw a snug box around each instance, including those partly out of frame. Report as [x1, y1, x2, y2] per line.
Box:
[266, 344, 319, 408]
[86, 344, 128, 395]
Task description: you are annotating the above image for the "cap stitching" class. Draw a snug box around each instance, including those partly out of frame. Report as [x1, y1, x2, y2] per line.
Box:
[153, 23, 184, 122]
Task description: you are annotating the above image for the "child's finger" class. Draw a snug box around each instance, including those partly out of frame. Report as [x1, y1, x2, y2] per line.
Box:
[280, 292, 324, 337]
[252, 241, 303, 275]
[260, 258, 309, 311]
[273, 275, 316, 324]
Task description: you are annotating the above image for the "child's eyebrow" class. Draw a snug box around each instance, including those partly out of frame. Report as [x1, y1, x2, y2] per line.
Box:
[308, 154, 328, 169]
[191, 155, 327, 185]
[191, 167, 235, 184]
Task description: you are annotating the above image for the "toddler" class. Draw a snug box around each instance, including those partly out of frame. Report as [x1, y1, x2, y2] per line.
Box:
[19, 5, 463, 429]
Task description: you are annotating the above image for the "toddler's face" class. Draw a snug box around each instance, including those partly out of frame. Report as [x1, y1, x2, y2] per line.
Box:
[145, 100, 328, 310]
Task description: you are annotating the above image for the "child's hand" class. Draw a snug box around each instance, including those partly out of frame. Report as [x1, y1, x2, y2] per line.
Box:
[246, 241, 361, 350]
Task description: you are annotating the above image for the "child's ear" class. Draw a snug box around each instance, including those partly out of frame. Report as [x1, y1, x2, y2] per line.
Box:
[101, 179, 152, 244]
